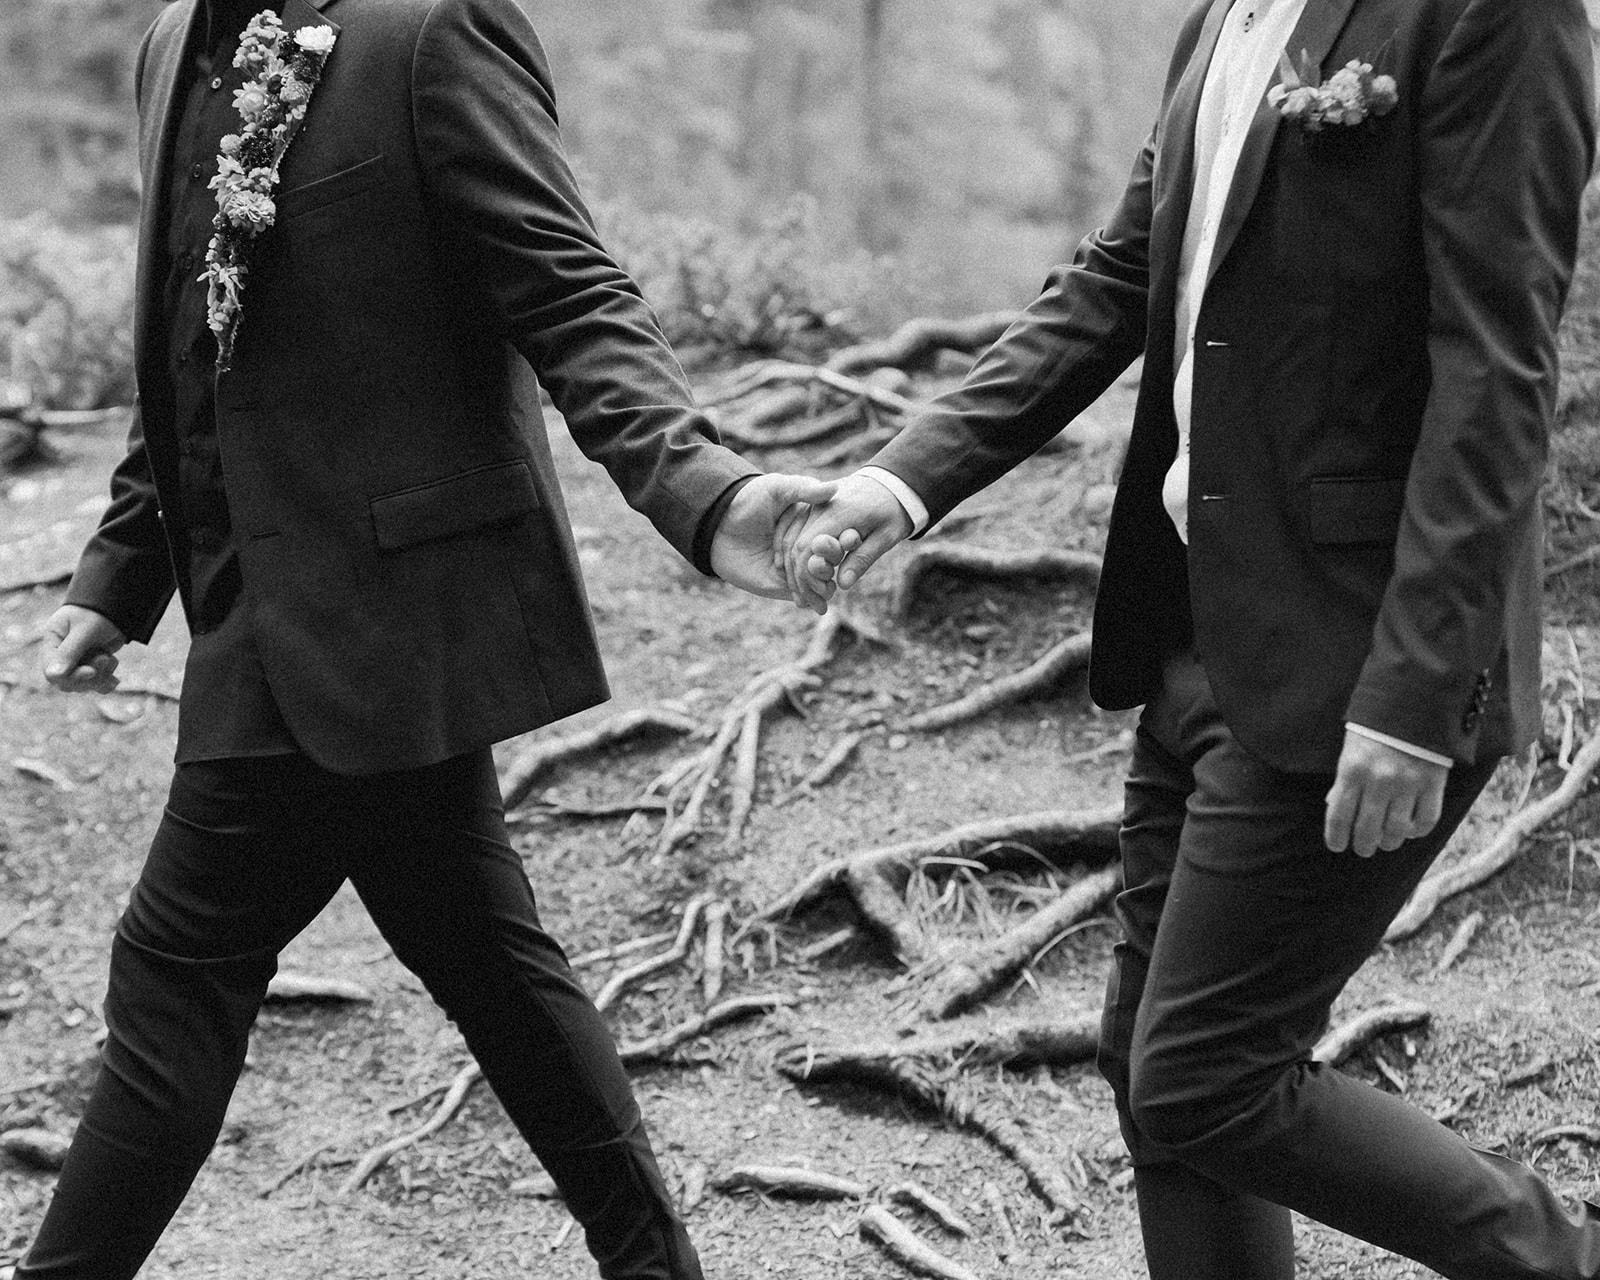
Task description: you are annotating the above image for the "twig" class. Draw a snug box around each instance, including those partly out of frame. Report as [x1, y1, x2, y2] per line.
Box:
[858, 1204, 982, 1280]
[263, 972, 373, 1004]
[776, 731, 864, 805]
[1545, 542, 1600, 580]
[1528, 1124, 1600, 1147]
[905, 634, 1092, 734]
[568, 929, 677, 970]
[0, 899, 52, 945]
[1311, 1002, 1430, 1067]
[1432, 911, 1484, 975]
[1386, 732, 1600, 941]
[701, 901, 730, 1004]
[983, 1181, 1019, 1259]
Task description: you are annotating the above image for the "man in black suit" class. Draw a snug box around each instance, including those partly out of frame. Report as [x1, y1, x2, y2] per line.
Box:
[22, 0, 833, 1276]
[790, 0, 1600, 1275]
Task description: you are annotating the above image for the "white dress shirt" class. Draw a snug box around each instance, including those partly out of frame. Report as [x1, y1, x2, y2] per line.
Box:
[857, 0, 1450, 769]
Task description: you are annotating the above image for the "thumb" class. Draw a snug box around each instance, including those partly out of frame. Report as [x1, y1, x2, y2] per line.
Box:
[837, 525, 900, 590]
[762, 474, 837, 512]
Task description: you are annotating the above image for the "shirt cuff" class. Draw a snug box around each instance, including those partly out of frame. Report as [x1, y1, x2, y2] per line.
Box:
[1345, 722, 1454, 769]
[856, 466, 929, 535]
[691, 474, 756, 577]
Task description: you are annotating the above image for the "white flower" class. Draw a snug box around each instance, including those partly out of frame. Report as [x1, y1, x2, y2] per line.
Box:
[279, 73, 310, 105]
[233, 83, 269, 119]
[294, 25, 336, 55]
[222, 189, 276, 231]
[220, 133, 243, 157]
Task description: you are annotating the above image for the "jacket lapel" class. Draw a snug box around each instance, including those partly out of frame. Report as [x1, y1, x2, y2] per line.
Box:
[132, 0, 200, 380]
[1204, 0, 1361, 290]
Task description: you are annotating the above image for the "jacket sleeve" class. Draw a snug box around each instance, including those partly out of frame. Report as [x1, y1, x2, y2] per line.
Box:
[1344, 0, 1595, 759]
[409, 0, 758, 567]
[865, 130, 1155, 530]
[64, 397, 177, 643]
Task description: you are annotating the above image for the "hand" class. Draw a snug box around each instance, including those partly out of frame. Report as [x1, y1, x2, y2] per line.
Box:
[1323, 729, 1449, 857]
[711, 473, 838, 614]
[42, 605, 127, 694]
[787, 472, 913, 600]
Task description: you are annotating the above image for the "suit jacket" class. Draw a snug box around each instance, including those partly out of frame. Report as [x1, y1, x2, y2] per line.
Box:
[871, 0, 1595, 772]
[66, 0, 759, 774]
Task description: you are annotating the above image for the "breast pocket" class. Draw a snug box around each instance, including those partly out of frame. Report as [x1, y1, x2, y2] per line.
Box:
[277, 154, 388, 221]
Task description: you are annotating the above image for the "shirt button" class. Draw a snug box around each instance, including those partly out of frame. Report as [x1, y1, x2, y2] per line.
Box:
[211, 76, 223, 90]
[177, 351, 190, 366]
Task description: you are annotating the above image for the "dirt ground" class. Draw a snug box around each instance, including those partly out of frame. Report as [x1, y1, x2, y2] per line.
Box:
[2, 387, 1598, 1280]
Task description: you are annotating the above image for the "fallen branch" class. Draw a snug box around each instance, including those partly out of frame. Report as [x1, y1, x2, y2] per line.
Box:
[499, 707, 702, 809]
[911, 864, 1121, 1019]
[1386, 732, 1600, 942]
[905, 634, 1092, 734]
[858, 1204, 982, 1280]
[750, 806, 1122, 928]
[888, 1182, 975, 1237]
[712, 1164, 869, 1199]
[887, 544, 1102, 623]
[619, 993, 795, 1065]
[1311, 1002, 1430, 1067]
[827, 312, 1018, 375]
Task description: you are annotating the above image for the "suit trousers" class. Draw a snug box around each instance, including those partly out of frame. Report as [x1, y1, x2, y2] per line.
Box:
[17, 750, 701, 1280]
[1099, 650, 1600, 1280]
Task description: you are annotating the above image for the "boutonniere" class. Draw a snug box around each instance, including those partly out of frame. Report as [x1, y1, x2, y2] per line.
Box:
[1267, 49, 1397, 133]
[202, 11, 337, 371]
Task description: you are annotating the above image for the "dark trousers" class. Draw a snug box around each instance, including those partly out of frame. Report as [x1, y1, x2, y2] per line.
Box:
[18, 750, 700, 1280]
[1098, 650, 1600, 1280]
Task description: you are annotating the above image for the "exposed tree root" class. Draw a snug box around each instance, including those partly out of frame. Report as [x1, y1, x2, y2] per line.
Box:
[888, 1181, 975, 1237]
[826, 312, 1018, 375]
[593, 894, 714, 1011]
[749, 806, 1121, 932]
[859, 1204, 982, 1280]
[0, 1127, 69, 1171]
[263, 973, 373, 1004]
[721, 707, 764, 848]
[498, 707, 702, 810]
[775, 731, 864, 805]
[0, 566, 73, 594]
[983, 1181, 1019, 1259]
[654, 612, 863, 853]
[777, 1044, 1086, 1226]
[342, 1061, 481, 1193]
[1529, 1124, 1600, 1148]
[909, 864, 1122, 1019]
[777, 1013, 1101, 1079]
[1386, 731, 1600, 942]
[886, 543, 1102, 624]
[618, 993, 795, 1064]
[1311, 1002, 1430, 1067]
[712, 1164, 870, 1199]
[906, 634, 1093, 734]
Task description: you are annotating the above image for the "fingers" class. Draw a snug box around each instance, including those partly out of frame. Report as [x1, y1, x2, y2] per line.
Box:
[833, 525, 887, 591]
[44, 649, 121, 694]
[1325, 731, 1449, 857]
[41, 606, 127, 693]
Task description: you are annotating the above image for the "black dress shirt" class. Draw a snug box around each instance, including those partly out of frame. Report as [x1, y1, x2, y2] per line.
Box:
[160, 0, 297, 762]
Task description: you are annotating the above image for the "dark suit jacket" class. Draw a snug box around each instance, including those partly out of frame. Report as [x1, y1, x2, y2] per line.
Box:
[66, 0, 759, 774]
[871, 0, 1595, 772]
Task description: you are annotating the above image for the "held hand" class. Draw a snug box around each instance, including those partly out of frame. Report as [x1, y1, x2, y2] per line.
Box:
[1324, 729, 1449, 858]
[788, 473, 913, 600]
[711, 473, 839, 614]
[42, 605, 127, 695]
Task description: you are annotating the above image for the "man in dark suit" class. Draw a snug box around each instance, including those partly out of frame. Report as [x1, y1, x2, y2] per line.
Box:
[790, 0, 1600, 1275]
[21, 0, 834, 1276]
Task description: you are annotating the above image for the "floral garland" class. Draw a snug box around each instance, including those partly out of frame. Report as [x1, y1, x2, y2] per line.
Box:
[1267, 50, 1398, 133]
[202, 12, 336, 371]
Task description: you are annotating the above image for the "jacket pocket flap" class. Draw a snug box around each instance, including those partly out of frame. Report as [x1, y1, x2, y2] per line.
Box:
[371, 461, 539, 550]
[1302, 475, 1407, 545]
[278, 153, 387, 220]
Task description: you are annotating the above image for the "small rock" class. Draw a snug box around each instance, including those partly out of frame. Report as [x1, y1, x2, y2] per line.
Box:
[863, 366, 913, 396]
[887, 734, 910, 751]
[511, 1172, 560, 1198]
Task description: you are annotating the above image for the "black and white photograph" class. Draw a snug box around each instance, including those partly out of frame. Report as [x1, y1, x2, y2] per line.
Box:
[2, 0, 1600, 1276]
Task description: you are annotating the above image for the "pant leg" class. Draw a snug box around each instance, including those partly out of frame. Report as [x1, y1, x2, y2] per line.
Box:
[1125, 655, 1600, 1280]
[334, 750, 702, 1280]
[1099, 706, 1294, 1280]
[17, 757, 349, 1280]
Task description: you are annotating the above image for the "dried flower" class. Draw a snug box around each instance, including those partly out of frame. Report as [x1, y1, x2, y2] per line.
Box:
[1267, 51, 1398, 133]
